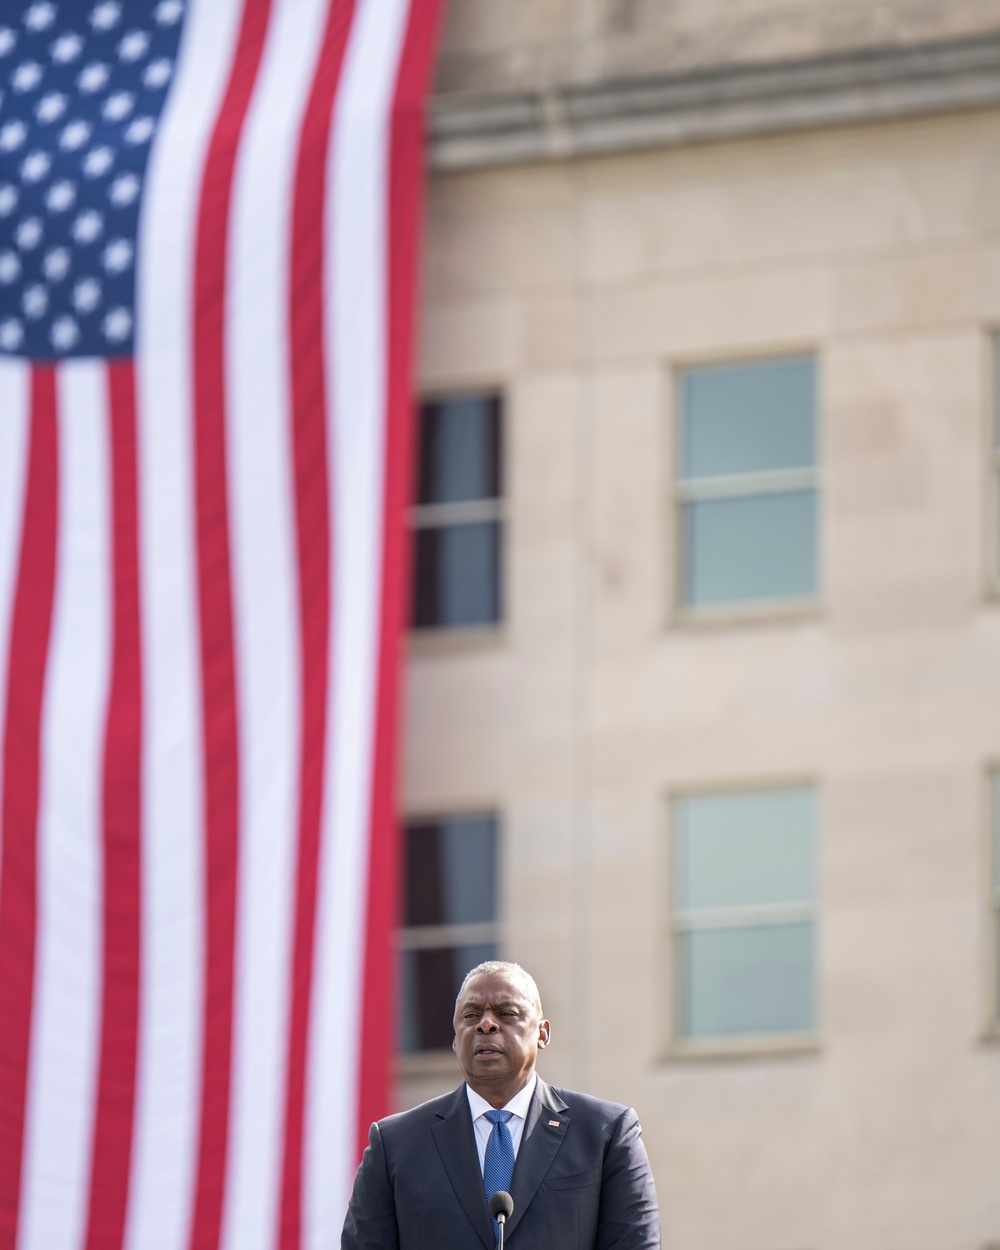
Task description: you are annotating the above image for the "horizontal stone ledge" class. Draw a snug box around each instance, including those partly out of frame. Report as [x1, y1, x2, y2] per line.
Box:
[429, 31, 1000, 171]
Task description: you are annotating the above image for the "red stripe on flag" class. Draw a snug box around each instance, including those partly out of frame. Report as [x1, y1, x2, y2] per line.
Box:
[0, 368, 58, 1250]
[278, 2, 357, 1245]
[83, 362, 143, 1250]
[356, 0, 446, 1152]
[189, 3, 273, 1247]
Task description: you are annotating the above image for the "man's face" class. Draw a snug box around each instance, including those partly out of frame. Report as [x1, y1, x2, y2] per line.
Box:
[453, 970, 550, 1103]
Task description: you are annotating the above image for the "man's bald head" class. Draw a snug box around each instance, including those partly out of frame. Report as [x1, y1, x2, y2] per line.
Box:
[455, 960, 542, 1014]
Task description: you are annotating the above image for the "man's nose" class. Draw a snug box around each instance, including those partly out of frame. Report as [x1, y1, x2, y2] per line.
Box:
[476, 1012, 499, 1031]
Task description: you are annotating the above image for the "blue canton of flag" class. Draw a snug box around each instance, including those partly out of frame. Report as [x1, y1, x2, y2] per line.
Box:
[0, 0, 184, 359]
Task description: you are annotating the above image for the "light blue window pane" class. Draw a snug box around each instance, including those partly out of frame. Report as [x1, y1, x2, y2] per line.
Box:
[682, 489, 816, 607]
[995, 338, 1000, 450]
[676, 787, 816, 910]
[437, 817, 496, 924]
[681, 356, 816, 479]
[399, 941, 497, 1054]
[679, 923, 815, 1038]
[994, 774, 1000, 888]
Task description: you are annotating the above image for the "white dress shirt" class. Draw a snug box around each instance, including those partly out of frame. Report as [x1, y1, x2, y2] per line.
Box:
[465, 1074, 537, 1175]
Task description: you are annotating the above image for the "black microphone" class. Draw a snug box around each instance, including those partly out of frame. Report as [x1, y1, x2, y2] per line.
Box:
[489, 1191, 514, 1250]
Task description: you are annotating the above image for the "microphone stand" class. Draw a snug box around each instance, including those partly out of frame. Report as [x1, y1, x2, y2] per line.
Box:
[489, 1191, 514, 1250]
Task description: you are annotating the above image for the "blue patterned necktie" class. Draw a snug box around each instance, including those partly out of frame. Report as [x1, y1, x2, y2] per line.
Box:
[482, 1109, 515, 1240]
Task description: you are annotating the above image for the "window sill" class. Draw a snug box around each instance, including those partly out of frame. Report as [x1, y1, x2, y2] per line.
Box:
[668, 598, 821, 632]
[407, 624, 506, 657]
[660, 1032, 820, 1063]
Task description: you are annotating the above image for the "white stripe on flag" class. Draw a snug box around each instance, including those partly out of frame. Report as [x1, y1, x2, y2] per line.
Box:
[0, 360, 31, 906]
[220, 0, 329, 1247]
[126, 2, 244, 1248]
[19, 362, 111, 1250]
[305, 0, 413, 1243]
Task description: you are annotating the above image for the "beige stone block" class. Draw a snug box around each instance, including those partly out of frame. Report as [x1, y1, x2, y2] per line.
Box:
[510, 545, 577, 646]
[435, 0, 1000, 93]
[519, 290, 577, 369]
[980, 247, 1000, 318]
[512, 661, 578, 746]
[825, 766, 980, 897]
[508, 371, 579, 636]
[402, 648, 515, 807]
[589, 366, 667, 642]
[424, 175, 574, 298]
[569, 116, 1000, 287]
[591, 265, 833, 363]
[419, 294, 518, 386]
[822, 332, 985, 604]
[832, 244, 983, 336]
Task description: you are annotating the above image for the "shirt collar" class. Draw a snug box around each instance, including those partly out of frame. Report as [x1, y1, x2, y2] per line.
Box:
[466, 1073, 537, 1122]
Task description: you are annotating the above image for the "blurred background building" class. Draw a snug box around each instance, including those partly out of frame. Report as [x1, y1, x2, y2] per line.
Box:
[397, 3, 1000, 1246]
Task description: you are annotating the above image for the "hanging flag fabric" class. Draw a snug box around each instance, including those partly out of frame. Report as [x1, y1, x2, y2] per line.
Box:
[0, 2, 443, 1250]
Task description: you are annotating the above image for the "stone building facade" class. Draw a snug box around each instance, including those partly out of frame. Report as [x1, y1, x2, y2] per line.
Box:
[397, 4, 1000, 1247]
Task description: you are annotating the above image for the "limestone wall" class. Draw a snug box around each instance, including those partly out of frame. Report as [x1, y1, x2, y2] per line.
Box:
[400, 105, 1000, 1249]
[435, 0, 1000, 95]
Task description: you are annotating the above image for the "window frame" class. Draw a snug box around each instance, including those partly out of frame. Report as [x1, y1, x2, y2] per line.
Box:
[395, 807, 502, 1061]
[662, 779, 821, 1059]
[669, 350, 823, 624]
[409, 389, 507, 641]
[986, 333, 1000, 600]
[985, 768, 1000, 1040]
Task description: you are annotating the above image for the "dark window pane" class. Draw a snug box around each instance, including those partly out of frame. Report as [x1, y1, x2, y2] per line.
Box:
[405, 814, 497, 928]
[419, 395, 501, 505]
[412, 520, 501, 628]
[678, 923, 815, 1039]
[681, 490, 817, 607]
[399, 942, 498, 1053]
[681, 356, 816, 479]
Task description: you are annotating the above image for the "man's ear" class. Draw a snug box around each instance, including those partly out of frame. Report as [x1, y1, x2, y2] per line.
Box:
[452, 1036, 458, 1054]
[537, 1018, 551, 1049]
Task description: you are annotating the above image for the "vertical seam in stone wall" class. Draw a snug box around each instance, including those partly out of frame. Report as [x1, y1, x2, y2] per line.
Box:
[569, 156, 596, 1093]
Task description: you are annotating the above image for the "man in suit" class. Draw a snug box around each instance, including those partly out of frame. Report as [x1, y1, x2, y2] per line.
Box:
[341, 960, 661, 1250]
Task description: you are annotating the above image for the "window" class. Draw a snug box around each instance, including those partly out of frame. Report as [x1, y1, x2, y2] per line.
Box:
[398, 812, 499, 1053]
[992, 773, 1000, 1026]
[993, 337, 1000, 585]
[412, 394, 503, 630]
[670, 785, 818, 1046]
[675, 355, 818, 611]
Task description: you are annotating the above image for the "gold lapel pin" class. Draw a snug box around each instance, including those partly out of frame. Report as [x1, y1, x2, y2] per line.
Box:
[548, 1120, 561, 1128]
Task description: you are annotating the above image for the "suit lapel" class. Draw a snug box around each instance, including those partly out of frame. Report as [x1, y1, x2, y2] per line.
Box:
[507, 1078, 570, 1240]
[431, 1086, 495, 1250]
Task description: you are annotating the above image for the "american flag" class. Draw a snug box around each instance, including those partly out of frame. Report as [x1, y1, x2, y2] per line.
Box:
[0, 2, 443, 1250]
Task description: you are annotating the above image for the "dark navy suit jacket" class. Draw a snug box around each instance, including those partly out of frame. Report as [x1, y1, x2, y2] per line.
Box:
[341, 1078, 661, 1250]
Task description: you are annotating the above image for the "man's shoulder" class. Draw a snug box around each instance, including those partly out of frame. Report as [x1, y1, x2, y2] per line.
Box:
[373, 1086, 464, 1138]
[540, 1081, 635, 1129]
[369, 1078, 635, 1138]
